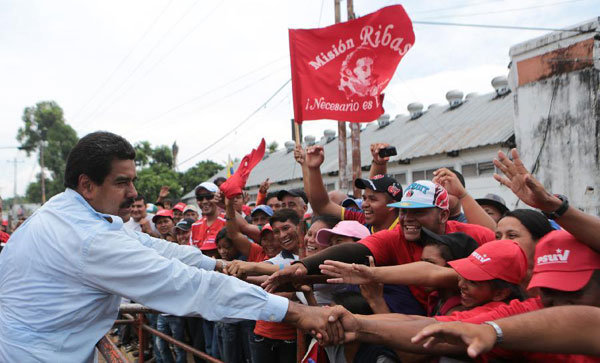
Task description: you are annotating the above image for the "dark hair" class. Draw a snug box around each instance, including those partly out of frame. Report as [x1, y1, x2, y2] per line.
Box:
[270, 208, 300, 226]
[213, 177, 227, 186]
[311, 214, 341, 229]
[503, 209, 553, 241]
[216, 227, 231, 244]
[449, 169, 466, 187]
[155, 202, 165, 208]
[423, 240, 454, 262]
[64, 131, 135, 189]
[134, 195, 145, 203]
[265, 191, 279, 202]
[490, 279, 525, 302]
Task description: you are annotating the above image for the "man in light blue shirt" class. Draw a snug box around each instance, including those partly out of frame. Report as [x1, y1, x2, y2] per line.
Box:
[0, 131, 343, 362]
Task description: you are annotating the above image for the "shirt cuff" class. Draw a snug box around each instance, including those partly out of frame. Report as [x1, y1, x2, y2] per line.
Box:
[199, 255, 217, 271]
[258, 293, 289, 323]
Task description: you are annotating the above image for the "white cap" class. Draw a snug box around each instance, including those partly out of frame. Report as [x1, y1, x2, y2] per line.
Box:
[195, 182, 219, 194]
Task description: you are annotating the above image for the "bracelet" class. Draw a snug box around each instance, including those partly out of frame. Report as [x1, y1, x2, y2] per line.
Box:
[483, 321, 504, 345]
[219, 260, 228, 270]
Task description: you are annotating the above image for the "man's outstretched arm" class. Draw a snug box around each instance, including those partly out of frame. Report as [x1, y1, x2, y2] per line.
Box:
[412, 305, 600, 358]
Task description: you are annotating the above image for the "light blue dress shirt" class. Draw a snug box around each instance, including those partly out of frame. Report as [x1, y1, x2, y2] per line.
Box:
[0, 189, 288, 362]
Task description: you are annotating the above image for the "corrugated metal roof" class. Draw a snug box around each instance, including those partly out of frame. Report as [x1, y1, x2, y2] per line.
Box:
[182, 90, 514, 200]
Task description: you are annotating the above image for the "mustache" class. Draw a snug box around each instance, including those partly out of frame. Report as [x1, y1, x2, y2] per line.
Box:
[120, 198, 135, 209]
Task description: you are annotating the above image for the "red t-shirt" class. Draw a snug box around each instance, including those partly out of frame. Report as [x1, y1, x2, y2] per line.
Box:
[190, 213, 226, 249]
[359, 220, 495, 307]
[0, 231, 10, 244]
[434, 296, 544, 323]
[247, 242, 268, 262]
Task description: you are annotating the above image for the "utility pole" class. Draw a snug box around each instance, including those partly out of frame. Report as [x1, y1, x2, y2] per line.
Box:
[40, 142, 46, 204]
[347, 0, 362, 198]
[335, 0, 349, 192]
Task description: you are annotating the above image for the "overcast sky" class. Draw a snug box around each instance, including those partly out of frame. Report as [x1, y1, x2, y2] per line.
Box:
[0, 0, 597, 198]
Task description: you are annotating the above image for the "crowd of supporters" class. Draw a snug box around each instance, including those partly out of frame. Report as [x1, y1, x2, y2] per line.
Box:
[3, 141, 598, 363]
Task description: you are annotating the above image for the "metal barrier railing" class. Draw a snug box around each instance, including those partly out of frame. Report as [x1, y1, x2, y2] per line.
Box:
[96, 304, 224, 363]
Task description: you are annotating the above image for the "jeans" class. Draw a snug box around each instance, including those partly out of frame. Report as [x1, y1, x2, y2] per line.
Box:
[186, 317, 206, 363]
[249, 332, 296, 363]
[157, 315, 186, 363]
[146, 313, 164, 363]
[202, 319, 220, 359]
[216, 321, 254, 363]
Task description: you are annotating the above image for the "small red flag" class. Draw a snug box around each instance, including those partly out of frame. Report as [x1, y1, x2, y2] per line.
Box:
[289, 5, 414, 123]
[219, 139, 266, 199]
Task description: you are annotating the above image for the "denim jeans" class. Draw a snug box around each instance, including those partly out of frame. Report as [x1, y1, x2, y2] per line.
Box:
[157, 315, 186, 363]
[185, 317, 206, 363]
[216, 321, 254, 363]
[249, 332, 296, 363]
[145, 313, 164, 363]
[202, 319, 220, 360]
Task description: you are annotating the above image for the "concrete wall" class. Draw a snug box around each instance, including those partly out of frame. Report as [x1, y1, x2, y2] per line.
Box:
[509, 18, 600, 214]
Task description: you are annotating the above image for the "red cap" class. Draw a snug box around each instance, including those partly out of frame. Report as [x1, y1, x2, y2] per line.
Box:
[152, 209, 174, 223]
[242, 205, 252, 216]
[1, 220, 7, 226]
[448, 240, 527, 285]
[528, 230, 600, 292]
[260, 223, 273, 235]
[172, 202, 186, 212]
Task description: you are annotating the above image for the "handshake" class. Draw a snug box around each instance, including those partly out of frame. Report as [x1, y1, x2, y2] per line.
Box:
[283, 302, 359, 346]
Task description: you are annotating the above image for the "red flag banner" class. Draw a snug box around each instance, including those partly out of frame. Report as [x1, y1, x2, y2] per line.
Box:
[289, 5, 414, 123]
[219, 138, 266, 199]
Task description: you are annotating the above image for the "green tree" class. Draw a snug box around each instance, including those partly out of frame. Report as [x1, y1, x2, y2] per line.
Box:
[135, 164, 181, 202]
[178, 160, 224, 194]
[17, 101, 78, 203]
[268, 141, 279, 153]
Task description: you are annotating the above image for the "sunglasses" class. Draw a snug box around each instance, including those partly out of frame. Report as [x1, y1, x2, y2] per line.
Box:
[196, 194, 214, 202]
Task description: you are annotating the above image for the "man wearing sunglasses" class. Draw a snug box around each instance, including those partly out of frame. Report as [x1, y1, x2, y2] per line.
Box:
[190, 182, 226, 259]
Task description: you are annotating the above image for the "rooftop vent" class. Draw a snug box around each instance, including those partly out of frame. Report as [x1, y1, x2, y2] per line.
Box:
[491, 76, 510, 96]
[323, 129, 336, 143]
[446, 90, 464, 108]
[465, 92, 479, 100]
[377, 114, 391, 128]
[284, 141, 295, 153]
[407, 102, 424, 119]
[304, 135, 316, 146]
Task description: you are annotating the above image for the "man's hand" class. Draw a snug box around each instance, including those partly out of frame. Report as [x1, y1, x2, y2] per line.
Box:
[258, 178, 271, 194]
[305, 146, 325, 169]
[432, 168, 467, 199]
[214, 190, 226, 210]
[224, 260, 251, 279]
[370, 142, 391, 165]
[319, 259, 376, 285]
[493, 149, 561, 212]
[411, 321, 496, 358]
[158, 186, 170, 199]
[261, 263, 308, 292]
[294, 144, 306, 165]
[139, 218, 153, 234]
[285, 303, 355, 346]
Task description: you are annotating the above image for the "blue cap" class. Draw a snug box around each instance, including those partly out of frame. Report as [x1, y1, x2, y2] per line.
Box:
[251, 205, 274, 217]
[341, 198, 363, 210]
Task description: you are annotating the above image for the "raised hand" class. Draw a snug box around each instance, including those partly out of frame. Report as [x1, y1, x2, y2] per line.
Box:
[305, 145, 325, 169]
[370, 142, 391, 165]
[158, 185, 170, 199]
[294, 144, 306, 165]
[411, 321, 496, 358]
[261, 263, 308, 293]
[319, 259, 376, 285]
[432, 167, 466, 199]
[258, 178, 271, 194]
[493, 149, 560, 211]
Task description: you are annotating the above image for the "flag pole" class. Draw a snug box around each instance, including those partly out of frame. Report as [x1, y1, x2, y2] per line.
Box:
[347, 0, 363, 198]
[334, 0, 350, 193]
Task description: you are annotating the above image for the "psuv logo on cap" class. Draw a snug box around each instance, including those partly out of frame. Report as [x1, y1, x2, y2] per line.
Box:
[406, 182, 430, 194]
[537, 249, 570, 265]
[372, 174, 384, 180]
[388, 184, 401, 196]
[472, 251, 491, 263]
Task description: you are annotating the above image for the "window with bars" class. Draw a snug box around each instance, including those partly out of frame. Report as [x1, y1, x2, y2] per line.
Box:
[461, 161, 496, 177]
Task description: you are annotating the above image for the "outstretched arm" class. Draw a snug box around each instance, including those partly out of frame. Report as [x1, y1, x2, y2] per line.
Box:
[305, 146, 343, 217]
[412, 305, 600, 358]
[225, 199, 254, 257]
[494, 148, 600, 252]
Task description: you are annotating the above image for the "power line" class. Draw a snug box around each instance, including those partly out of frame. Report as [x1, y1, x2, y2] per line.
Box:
[412, 20, 590, 33]
[421, 0, 587, 20]
[178, 78, 291, 167]
[71, 0, 174, 124]
[410, 0, 498, 15]
[79, 0, 204, 129]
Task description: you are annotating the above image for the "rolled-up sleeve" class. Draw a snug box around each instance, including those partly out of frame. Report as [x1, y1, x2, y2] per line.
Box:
[133, 231, 216, 271]
[81, 230, 288, 322]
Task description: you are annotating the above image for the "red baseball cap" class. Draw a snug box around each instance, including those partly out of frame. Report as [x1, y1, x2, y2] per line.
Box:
[172, 202, 186, 213]
[448, 240, 527, 285]
[152, 209, 174, 223]
[528, 230, 600, 292]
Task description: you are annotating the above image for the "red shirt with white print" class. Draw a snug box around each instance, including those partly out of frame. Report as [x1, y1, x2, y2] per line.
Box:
[189, 213, 226, 249]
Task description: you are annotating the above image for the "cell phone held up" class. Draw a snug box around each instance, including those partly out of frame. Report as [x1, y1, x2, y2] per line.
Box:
[378, 146, 397, 158]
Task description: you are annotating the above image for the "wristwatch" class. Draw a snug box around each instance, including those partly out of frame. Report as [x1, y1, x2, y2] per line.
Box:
[542, 194, 569, 220]
[484, 321, 504, 345]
